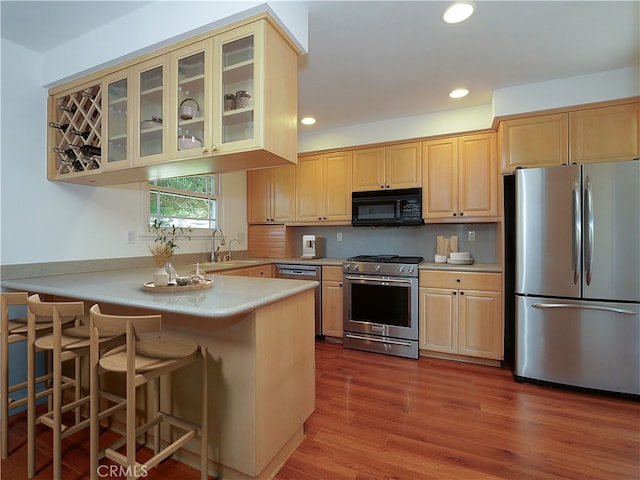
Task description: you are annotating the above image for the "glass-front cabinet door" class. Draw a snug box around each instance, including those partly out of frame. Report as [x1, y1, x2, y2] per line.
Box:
[102, 69, 130, 170]
[134, 56, 166, 165]
[169, 41, 210, 159]
[214, 22, 260, 152]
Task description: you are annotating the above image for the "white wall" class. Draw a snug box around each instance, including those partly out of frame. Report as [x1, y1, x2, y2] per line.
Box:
[299, 67, 640, 153]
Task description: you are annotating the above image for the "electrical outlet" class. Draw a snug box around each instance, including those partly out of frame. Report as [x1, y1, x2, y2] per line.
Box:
[468, 231, 476, 242]
[337, 232, 343, 242]
[127, 231, 135, 244]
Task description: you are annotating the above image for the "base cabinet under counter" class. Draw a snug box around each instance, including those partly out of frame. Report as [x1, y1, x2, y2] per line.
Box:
[419, 270, 503, 363]
[321, 266, 344, 338]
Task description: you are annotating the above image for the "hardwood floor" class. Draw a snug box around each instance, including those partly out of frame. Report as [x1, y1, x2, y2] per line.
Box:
[2, 341, 638, 479]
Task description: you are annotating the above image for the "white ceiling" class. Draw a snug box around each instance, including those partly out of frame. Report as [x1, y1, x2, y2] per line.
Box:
[2, 1, 639, 132]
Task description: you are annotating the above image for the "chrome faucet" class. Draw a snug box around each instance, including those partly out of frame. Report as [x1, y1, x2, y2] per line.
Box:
[211, 227, 225, 262]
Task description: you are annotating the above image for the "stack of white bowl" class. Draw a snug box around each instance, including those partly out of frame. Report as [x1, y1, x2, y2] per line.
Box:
[447, 252, 474, 265]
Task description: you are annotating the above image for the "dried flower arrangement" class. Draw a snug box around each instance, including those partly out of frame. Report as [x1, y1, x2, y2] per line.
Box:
[148, 219, 192, 267]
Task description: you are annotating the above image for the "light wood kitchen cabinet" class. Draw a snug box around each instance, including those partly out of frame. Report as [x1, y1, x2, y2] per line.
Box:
[322, 266, 344, 338]
[47, 15, 299, 185]
[133, 55, 168, 165]
[499, 113, 569, 173]
[296, 151, 353, 223]
[217, 264, 274, 277]
[102, 69, 132, 171]
[570, 102, 639, 164]
[247, 165, 296, 223]
[422, 133, 497, 222]
[419, 270, 503, 361]
[352, 142, 422, 191]
[47, 79, 103, 180]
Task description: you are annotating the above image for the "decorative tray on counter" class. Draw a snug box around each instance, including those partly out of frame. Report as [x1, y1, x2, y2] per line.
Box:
[143, 278, 212, 293]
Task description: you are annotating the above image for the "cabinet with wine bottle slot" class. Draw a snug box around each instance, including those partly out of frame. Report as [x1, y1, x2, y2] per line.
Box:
[46, 15, 300, 186]
[47, 81, 103, 180]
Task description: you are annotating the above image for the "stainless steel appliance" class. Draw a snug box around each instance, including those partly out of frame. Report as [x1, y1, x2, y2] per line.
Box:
[275, 264, 323, 337]
[515, 160, 639, 395]
[301, 234, 324, 259]
[351, 188, 424, 227]
[343, 255, 423, 359]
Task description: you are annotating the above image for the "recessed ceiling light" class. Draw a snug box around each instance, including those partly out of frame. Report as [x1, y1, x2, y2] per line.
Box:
[449, 88, 469, 99]
[443, 2, 475, 24]
[300, 117, 316, 125]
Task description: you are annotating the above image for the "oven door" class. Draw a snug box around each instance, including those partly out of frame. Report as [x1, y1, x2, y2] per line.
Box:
[343, 274, 418, 340]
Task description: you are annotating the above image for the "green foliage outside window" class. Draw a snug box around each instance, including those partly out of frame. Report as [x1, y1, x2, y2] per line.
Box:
[149, 175, 217, 229]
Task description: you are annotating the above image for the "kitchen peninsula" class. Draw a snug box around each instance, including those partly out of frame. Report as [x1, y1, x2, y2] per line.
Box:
[1, 267, 317, 480]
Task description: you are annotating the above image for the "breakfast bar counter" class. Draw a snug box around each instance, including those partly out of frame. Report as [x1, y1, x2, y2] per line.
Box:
[2, 268, 317, 480]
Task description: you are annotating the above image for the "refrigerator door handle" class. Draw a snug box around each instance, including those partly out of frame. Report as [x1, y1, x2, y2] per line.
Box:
[572, 177, 582, 285]
[532, 303, 636, 315]
[584, 176, 594, 285]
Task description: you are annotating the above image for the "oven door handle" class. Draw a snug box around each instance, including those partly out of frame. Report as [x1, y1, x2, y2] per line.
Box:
[344, 275, 413, 285]
[345, 333, 413, 347]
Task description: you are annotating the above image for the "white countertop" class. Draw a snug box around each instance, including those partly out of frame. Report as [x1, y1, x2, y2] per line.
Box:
[1, 267, 317, 319]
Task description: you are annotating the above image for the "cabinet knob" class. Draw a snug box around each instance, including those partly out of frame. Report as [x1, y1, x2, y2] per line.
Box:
[210, 145, 218, 151]
[459, 212, 464, 216]
[456, 278, 461, 283]
[453, 291, 457, 295]
[452, 213, 457, 216]
[201, 146, 209, 153]
[460, 291, 465, 295]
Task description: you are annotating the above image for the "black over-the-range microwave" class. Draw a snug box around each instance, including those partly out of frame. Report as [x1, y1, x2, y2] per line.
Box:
[351, 188, 424, 227]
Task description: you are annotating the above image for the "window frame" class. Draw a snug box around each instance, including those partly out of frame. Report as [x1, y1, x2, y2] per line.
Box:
[149, 174, 220, 230]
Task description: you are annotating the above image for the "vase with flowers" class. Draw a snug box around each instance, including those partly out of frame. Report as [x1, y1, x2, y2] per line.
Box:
[149, 219, 191, 285]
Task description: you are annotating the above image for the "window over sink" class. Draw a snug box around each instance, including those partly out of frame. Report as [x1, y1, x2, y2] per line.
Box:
[149, 174, 219, 229]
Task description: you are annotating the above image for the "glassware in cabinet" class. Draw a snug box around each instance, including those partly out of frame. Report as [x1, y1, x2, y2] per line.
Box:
[171, 44, 209, 158]
[219, 31, 255, 146]
[134, 58, 166, 164]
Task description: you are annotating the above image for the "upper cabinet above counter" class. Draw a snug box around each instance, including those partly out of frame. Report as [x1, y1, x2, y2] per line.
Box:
[498, 100, 639, 173]
[47, 15, 299, 186]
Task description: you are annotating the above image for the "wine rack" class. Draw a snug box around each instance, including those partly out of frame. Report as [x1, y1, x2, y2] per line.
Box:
[49, 84, 102, 176]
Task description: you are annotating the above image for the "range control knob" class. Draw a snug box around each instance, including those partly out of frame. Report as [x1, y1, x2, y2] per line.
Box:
[374, 264, 382, 272]
[343, 263, 350, 271]
[398, 266, 405, 273]
[408, 266, 415, 273]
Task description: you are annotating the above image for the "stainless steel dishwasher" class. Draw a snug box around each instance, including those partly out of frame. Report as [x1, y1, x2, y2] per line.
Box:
[275, 264, 322, 337]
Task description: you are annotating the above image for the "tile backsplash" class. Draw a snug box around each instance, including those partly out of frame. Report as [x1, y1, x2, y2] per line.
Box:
[294, 223, 498, 263]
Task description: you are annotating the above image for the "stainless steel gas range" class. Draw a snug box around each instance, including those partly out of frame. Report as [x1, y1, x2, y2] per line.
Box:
[342, 255, 423, 359]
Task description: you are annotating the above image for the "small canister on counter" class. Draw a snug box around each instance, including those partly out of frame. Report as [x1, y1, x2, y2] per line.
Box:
[224, 93, 236, 111]
[235, 90, 251, 109]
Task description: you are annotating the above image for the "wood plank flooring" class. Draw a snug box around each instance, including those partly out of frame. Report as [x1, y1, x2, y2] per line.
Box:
[2, 341, 638, 479]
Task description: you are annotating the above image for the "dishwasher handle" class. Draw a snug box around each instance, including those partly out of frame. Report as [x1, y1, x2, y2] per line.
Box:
[276, 265, 320, 279]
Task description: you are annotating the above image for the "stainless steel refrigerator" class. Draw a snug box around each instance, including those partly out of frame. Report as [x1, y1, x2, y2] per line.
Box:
[515, 159, 639, 395]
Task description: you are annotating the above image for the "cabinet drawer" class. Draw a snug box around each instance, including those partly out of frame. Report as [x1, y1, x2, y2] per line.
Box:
[322, 266, 344, 282]
[419, 270, 501, 291]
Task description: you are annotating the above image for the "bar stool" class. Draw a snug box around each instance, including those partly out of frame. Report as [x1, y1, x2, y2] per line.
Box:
[1, 291, 75, 459]
[89, 304, 208, 480]
[26, 294, 124, 480]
